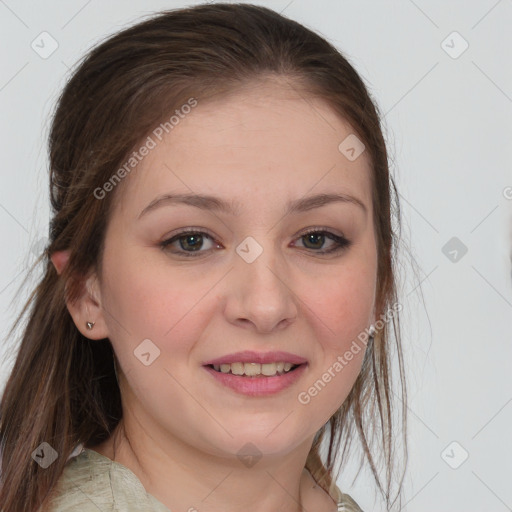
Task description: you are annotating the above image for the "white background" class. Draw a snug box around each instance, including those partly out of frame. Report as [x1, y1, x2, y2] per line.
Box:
[0, 1, 511, 510]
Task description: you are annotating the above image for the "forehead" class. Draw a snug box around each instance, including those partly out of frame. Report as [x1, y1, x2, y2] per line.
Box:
[114, 81, 372, 217]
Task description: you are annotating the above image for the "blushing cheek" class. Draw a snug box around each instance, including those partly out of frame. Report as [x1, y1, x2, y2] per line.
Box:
[102, 238, 162, 324]
[102, 252, 212, 366]
[309, 269, 374, 348]
[315, 276, 372, 406]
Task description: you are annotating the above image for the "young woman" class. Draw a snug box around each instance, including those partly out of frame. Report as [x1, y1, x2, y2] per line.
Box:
[0, 3, 408, 511]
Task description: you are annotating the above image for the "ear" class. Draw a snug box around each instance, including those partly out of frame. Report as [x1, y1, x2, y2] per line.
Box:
[50, 249, 69, 275]
[50, 249, 110, 341]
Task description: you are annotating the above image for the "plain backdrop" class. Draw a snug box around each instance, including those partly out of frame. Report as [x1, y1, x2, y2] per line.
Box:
[0, 1, 511, 511]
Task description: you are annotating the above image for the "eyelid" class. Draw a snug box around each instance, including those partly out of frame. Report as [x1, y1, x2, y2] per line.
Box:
[162, 226, 347, 242]
[162, 226, 216, 240]
[159, 227, 219, 254]
[292, 227, 351, 254]
[296, 225, 347, 239]
[160, 226, 351, 256]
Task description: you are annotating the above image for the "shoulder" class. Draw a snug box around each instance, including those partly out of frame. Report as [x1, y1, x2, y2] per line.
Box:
[328, 480, 364, 511]
[303, 468, 364, 512]
[47, 447, 170, 512]
[337, 491, 365, 511]
[46, 448, 112, 511]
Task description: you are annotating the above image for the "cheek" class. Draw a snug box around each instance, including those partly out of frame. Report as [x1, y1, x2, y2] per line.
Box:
[296, 283, 372, 419]
[295, 258, 375, 413]
[100, 249, 216, 359]
[304, 261, 376, 346]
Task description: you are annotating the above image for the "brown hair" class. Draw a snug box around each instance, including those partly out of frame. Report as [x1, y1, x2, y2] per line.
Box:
[0, 3, 408, 511]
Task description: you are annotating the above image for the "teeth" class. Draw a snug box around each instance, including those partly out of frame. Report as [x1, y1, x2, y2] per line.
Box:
[220, 364, 231, 373]
[211, 361, 298, 377]
[244, 363, 261, 376]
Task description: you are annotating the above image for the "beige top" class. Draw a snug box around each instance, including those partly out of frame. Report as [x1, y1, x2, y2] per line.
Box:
[48, 447, 363, 511]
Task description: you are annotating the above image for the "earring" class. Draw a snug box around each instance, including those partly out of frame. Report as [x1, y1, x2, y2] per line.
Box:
[86, 321, 95, 330]
[368, 324, 376, 340]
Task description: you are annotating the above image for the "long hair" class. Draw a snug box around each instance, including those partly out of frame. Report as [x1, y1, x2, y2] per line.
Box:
[0, 3, 408, 511]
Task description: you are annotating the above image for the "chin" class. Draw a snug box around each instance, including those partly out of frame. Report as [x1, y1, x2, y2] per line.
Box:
[202, 424, 310, 460]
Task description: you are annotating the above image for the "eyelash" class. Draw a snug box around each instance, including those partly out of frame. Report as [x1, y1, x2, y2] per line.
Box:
[159, 227, 352, 258]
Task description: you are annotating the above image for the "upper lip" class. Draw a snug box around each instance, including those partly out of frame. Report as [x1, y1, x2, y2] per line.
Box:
[203, 351, 308, 366]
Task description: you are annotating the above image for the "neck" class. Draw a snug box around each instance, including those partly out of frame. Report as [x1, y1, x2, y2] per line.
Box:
[87, 416, 336, 512]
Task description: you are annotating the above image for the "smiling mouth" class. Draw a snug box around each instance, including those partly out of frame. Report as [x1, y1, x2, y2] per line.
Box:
[206, 362, 303, 377]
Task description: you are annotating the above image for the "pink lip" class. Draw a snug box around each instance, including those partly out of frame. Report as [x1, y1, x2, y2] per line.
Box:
[203, 350, 307, 366]
[203, 363, 307, 397]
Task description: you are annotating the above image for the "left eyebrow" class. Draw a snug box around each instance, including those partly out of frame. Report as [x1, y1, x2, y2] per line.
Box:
[287, 192, 367, 216]
[138, 192, 367, 219]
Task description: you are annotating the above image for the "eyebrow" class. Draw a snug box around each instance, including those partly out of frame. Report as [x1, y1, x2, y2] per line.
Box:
[138, 191, 367, 219]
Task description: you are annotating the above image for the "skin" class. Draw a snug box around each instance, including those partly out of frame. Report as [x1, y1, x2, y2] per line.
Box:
[51, 79, 378, 512]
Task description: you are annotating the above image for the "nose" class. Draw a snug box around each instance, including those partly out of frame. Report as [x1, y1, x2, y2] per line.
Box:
[223, 241, 298, 334]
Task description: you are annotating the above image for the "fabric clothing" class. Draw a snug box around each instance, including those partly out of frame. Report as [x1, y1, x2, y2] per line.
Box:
[48, 447, 363, 511]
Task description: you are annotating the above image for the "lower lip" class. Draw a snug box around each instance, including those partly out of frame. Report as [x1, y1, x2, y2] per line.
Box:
[203, 364, 307, 397]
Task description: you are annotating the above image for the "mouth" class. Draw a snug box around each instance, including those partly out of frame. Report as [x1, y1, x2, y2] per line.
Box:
[203, 361, 308, 396]
[205, 362, 304, 378]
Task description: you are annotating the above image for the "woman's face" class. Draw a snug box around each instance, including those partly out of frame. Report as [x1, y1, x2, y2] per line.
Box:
[95, 81, 377, 459]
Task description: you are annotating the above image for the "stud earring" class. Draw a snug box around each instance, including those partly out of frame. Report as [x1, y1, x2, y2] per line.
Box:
[86, 321, 95, 330]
